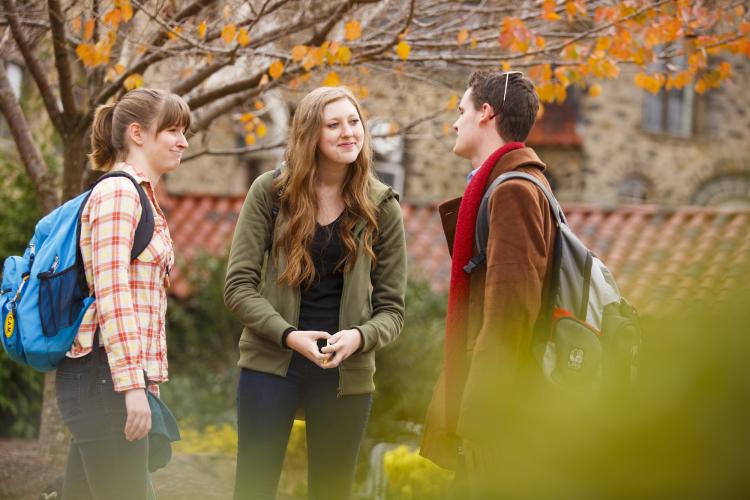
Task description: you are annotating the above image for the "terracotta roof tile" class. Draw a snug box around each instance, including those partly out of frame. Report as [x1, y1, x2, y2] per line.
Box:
[164, 193, 750, 316]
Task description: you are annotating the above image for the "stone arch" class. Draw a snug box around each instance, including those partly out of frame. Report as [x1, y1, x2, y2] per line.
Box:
[615, 172, 654, 204]
[692, 173, 750, 208]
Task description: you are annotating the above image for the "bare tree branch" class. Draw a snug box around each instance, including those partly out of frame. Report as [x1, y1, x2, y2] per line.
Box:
[47, 0, 78, 122]
[1, 0, 64, 131]
[182, 138, 286, 161]
[0, 62, 59, 213]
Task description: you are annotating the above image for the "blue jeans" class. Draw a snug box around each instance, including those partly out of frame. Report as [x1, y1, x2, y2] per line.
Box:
[56, 347, 154, 500]
[234, 353, 372, 500]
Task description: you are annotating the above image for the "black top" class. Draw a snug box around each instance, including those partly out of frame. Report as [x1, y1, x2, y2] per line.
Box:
[297, 215, 345, 338]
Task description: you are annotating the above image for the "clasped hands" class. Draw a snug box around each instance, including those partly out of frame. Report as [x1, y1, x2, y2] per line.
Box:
[286, 328, 361, 368]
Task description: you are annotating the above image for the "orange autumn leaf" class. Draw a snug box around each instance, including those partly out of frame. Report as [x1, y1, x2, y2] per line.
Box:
[322, 71, 341, 87]
[291, 45, 308, 62]
[237, 28, 250, 47]
[197, 21, 207, 39]
[221, 24, 236, 46]
[395, 41, 410, 60]
[240, 113, 255, 123]
[167, 26, 183, 41]
[542, 0, 561, 20]
[254, 100, 264, 110]
[103, 9, 122, 29]
[71, 16, 82, 34]
[268, 60, 284, 80]
[457, 29, 469, 45]
[588, 83, 602, 97]
[119, 0, 133, 22]
[344, 20, 362, 41]
[244, 133, 256, 145]
[83, 19, 95, 41]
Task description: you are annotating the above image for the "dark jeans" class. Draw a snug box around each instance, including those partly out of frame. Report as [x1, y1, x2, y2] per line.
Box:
[234, 353, 372, 500]
[56, 347, 153, 500]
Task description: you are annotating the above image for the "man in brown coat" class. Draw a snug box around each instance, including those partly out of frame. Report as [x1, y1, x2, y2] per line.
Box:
[421, 71, 557, 491]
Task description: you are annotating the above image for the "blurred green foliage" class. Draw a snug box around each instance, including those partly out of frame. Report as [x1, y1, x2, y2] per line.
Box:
[451, 292, 750, 499]
[0, 154, 44, 438]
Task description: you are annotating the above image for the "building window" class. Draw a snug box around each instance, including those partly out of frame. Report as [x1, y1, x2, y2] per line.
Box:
[692, 174, 750, 208]
[369, 119, 405, 194]
[641, 48, 696, 138]
[616, 173, 652, 204]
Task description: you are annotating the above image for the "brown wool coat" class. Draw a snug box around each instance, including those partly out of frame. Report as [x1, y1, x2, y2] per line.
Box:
[421, 147, 557, 470]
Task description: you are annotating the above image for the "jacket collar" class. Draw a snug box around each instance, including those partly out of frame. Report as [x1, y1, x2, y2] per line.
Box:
[487, 146, 546, 183]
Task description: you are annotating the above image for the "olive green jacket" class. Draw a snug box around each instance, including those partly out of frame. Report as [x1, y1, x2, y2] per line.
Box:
[224, 170, 407, 396]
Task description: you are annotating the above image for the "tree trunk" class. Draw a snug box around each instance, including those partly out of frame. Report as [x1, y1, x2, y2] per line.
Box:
[37, 131, 88, 471]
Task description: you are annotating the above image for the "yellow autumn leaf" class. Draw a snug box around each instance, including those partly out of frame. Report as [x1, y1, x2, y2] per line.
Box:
[257, 122, 268, 137]
[240, 112, 255, 123]
[470, 37, 478, 49]
[588, 83, 602, 97]
[344, 20, 362, 41]
[254, 100, 264, 110]
[244, 121, 255, 132]
[554, 83, 567, 103]
[71, 16, 82, 34]
[395, 41, 410, 61]
[535, 36, 546, 49]
[291, 45, 308, 62]
[323, 71, 340, 87]
[115, 63, 125, 74]
[445, 94, 458, 110]
[123, 73, 144, 90]
[245, 133, 256, 145]
[167, 26, 183, 41]
[358, 86, 369, 99]
[197, 21, 207, 39]
[442, 122, 452, 136]
[268, 60, 284, 80]
[84, 19, 95, 41]
[501, 61, 511, 72]
[457, 29, 469, 45]
[237, 28, 250, 47]
[221, 24, 236, 46]
[337, 46, 352, 65]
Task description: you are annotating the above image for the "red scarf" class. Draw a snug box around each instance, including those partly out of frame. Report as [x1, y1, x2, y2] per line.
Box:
[444, 141, 525, 432]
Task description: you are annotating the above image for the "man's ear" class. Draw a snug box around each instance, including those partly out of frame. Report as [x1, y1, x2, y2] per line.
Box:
[479, 102, 495, 124]
[127, 122, 145, 146]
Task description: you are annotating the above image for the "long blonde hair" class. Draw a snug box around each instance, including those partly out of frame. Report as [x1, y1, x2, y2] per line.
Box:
[274, 87, 379, 289]
[89, 88, 191, 171]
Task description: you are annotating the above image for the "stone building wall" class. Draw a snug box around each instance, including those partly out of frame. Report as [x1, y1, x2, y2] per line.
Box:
[580, 57, 750, 207]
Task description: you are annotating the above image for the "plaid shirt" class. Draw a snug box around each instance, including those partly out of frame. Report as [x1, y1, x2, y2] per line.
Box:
[68, 164, 173, 395]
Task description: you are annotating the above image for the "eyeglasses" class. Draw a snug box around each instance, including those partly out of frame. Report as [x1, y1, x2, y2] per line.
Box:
[488, 71, 524, 121]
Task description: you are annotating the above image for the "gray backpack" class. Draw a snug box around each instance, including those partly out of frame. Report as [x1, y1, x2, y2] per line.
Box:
[468, 172, 641, 390]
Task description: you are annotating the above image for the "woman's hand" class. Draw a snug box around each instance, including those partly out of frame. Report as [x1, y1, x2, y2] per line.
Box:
[286, 330, 332, 367]
[320, 329, 362, 368]
[124, 388, 151, 441]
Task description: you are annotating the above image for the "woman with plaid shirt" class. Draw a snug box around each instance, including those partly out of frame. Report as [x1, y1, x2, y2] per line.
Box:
[55, 88, 190, 500]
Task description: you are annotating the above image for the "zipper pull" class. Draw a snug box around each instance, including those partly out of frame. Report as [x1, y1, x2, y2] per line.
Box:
[50, 255, 59, 273]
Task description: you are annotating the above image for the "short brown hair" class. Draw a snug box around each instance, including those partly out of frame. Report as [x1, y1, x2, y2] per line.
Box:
[467, 70, 539, 142]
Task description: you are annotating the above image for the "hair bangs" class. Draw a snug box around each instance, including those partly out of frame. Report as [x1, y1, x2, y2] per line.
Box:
[155, 93, 191, 133]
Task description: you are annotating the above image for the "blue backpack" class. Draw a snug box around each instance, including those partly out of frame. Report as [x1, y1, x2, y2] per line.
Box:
[1, 172, 154, 371]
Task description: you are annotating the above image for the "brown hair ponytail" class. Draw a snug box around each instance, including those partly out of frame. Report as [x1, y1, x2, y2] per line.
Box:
[89, 103, 118, 172]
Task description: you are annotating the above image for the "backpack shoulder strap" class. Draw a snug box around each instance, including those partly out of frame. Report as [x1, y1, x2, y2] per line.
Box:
[79, 171, 155, 262]
[464, 171, 564, 274]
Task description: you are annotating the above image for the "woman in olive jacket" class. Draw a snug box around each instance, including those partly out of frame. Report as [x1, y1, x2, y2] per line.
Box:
[224, 86, 407, 500]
